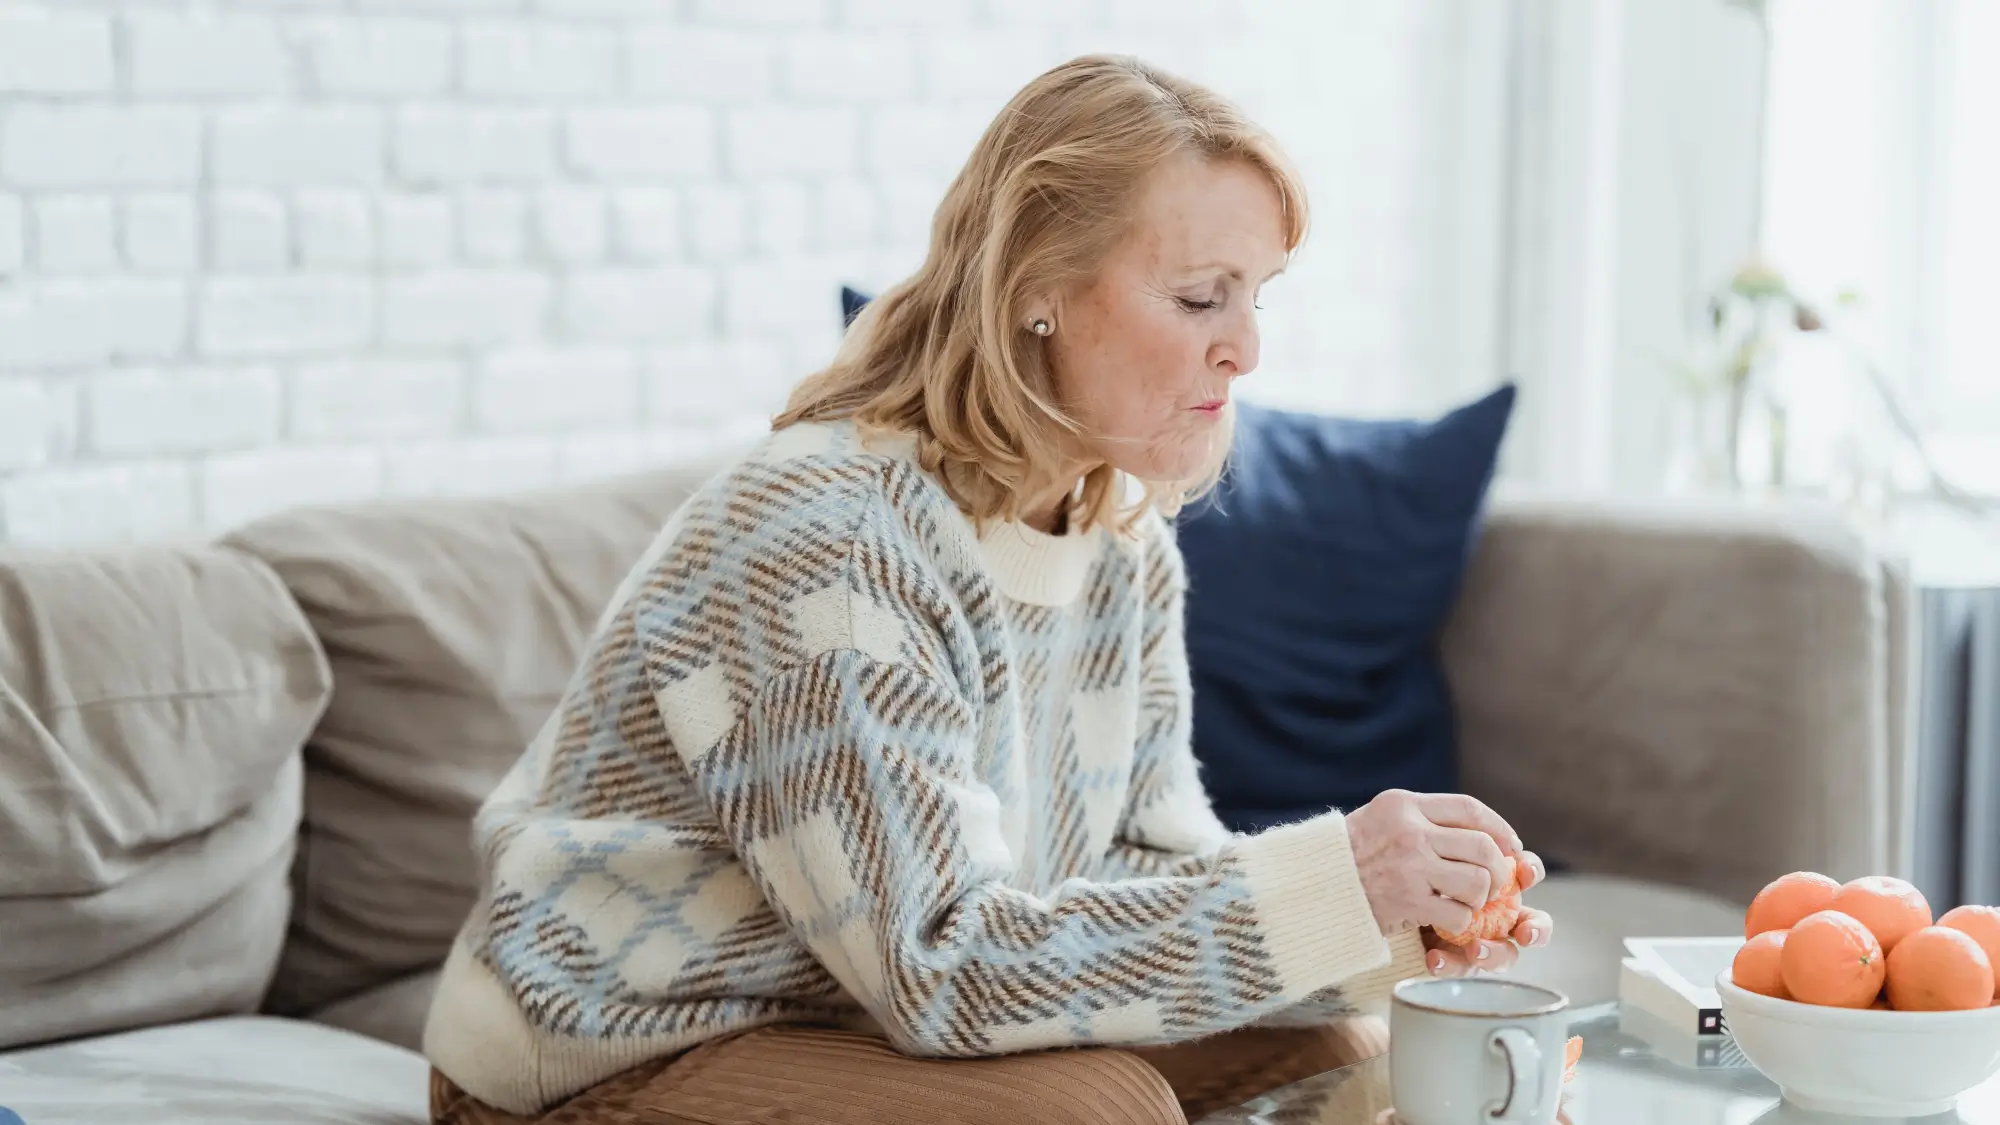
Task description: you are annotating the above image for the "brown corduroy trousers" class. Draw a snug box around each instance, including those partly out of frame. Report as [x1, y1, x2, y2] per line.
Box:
[430, 1019, 1389, 1125]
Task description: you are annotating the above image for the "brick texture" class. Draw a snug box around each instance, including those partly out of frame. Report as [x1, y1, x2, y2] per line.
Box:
[0, 194, 23, 273]
[0, 11, 116, 95]
[0, 0, 1483, 546]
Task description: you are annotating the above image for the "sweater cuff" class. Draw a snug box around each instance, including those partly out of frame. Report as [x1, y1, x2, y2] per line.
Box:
[1334, 930, 1431, 1017]
[1232, 812, 1393, 997]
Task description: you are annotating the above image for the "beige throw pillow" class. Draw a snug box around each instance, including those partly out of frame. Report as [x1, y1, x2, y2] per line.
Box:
[224, 458, 731, 1015]
[0, 543, 331, 1049]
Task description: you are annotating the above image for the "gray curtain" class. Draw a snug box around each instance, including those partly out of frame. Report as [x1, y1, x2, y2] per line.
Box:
[1911, 587, 2000, 913]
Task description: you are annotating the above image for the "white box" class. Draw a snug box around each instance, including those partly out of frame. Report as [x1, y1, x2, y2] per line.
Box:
[1618, 936, 1745, 1037]
[1616, 1003, 1754, 1070]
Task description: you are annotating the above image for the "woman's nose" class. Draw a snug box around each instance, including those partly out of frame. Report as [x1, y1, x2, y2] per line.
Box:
[1213, 313, 1260, 378]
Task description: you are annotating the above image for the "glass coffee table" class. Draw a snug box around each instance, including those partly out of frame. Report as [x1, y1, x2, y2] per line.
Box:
[1197, 1002, 2000, 1124]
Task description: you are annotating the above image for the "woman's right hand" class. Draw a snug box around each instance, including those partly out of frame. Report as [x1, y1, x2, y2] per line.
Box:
[1343, 788, 1523, 938]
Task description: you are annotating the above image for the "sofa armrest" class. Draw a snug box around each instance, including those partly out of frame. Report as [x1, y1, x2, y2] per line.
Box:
[1441, 493, 1912, 908]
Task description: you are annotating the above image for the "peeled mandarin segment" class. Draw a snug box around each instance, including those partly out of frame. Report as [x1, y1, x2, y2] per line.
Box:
[1745, 872, 1841, 939]
[1830, 876, 1933, 954]
[1886, 925, 1996, 1012]
[1731, 930, 1790, 998]
[1782, 910, 1885, 1009]
[1938, 905, 2000, 999]
[1432, 856, 1523, 948]
[1563, 1036, 1582, 1084]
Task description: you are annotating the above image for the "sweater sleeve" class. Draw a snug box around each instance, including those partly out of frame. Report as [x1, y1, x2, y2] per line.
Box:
[681, 645, 1399, 1057]
[1095, 516, 1426, 1017]
[1099, 517, 1424, 1017]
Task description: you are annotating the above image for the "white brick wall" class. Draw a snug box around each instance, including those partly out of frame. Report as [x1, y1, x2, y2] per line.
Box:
[209, 192, 288, 270]
[127, 13, 293, 97]
[33, 195, 120, 273]
[122, 195, 200, 272]
[0, 194, 22, 272]
[0, 10, 117, 96]
[212, 108, 385, 188]
[0, 0, 1503, 546]
[1, 106, 203, 187]
[296, 18, 455, 97]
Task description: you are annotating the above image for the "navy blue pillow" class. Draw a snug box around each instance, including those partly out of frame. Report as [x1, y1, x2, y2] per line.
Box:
[841, 285, 871, 328]
[1176, 385, 1518, 833]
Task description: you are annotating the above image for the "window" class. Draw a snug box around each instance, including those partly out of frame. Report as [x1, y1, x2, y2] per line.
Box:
[1763, 0, 2000, 494]
[1933, 0, 2000, 484]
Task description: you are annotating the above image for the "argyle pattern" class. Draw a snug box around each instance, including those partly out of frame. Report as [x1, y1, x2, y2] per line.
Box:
[426, 421, 1414, 1115]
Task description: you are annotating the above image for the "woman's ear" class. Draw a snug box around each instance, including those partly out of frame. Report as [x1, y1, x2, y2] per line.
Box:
[1022, 295, 1064, 336]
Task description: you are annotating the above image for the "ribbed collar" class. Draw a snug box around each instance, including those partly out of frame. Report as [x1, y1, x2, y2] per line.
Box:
[974, 517, 1100, 607]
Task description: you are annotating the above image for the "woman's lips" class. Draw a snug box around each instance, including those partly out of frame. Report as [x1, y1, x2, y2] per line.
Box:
[1193, 400, 1227, 415]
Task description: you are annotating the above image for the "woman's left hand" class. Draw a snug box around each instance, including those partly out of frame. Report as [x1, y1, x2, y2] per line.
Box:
[1421, 849, 1555, 978]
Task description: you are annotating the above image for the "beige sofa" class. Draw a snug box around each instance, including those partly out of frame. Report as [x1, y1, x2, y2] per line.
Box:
[0, 450, 1914, 1124]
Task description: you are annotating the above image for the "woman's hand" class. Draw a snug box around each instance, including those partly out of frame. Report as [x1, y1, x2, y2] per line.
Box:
[1422, 851, 1555, 978]
[1343, 789, 1555, 975]
[1345, 789, 1520, 934]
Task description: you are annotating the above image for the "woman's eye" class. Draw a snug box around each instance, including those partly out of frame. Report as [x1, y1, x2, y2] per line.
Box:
[1175, 296, 1219, 313]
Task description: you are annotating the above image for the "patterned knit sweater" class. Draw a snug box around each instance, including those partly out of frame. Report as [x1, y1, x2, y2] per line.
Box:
[424, 420, 1427, 1114]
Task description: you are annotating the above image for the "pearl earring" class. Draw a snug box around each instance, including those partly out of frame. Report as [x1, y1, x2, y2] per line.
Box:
[1031, 318, 1053, 336]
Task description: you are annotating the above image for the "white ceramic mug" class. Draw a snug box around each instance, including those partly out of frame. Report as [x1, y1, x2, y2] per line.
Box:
[1389, 976, 1571, 1125]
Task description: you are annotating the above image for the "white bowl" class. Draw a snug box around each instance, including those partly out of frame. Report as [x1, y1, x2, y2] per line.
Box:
[1717, 971, 2000, 1117]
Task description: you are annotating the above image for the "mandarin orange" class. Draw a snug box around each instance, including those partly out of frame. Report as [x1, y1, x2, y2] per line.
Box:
[1433, 856, 1522, 948]
[1782, 910, 1885, 1008]
[1745, 871, 1840, 939]
[1731, 929, 1790, 998]
[1939, 905, 2000, 1002]
[1886, 925, 1995, 1012]
[1830, 876, 1932, 954]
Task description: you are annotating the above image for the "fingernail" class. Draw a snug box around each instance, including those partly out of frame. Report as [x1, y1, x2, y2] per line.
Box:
[1429, 952, 1446, 972]
[1476, 943, 1491, 960]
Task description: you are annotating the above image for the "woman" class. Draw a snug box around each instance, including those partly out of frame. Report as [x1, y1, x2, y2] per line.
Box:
[424, 54, 1554, 1125]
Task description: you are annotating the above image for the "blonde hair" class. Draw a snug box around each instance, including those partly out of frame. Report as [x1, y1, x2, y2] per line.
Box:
[773, 54, 1309, 534]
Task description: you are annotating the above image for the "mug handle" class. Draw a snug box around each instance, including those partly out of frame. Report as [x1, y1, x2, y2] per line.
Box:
[1484, 1027, 1544, 1123]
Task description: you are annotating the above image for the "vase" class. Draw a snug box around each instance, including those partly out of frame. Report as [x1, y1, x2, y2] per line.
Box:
[1665, 383, 1744, 495]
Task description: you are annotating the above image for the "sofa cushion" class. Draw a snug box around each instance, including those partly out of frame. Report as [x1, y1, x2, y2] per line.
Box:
[0, 544, 330, 1049]
[1174, 386, 1517, 832]
[308, 968, 440, 1054]
[223, 455, 741, 1015]
[0, 1015, 427, 1124]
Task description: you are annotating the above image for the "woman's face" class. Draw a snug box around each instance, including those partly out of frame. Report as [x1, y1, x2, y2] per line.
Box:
[1046, 155, 1289, 484]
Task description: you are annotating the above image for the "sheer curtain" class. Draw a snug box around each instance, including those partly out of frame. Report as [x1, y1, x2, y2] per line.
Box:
[1762, 0, 2000, 497]
[1924, 2, 2000, 493]
[1493, 0, 1769, 494]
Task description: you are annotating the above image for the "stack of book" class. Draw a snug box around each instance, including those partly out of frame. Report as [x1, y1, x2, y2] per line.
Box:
[1617, 936, 1753, 1069]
